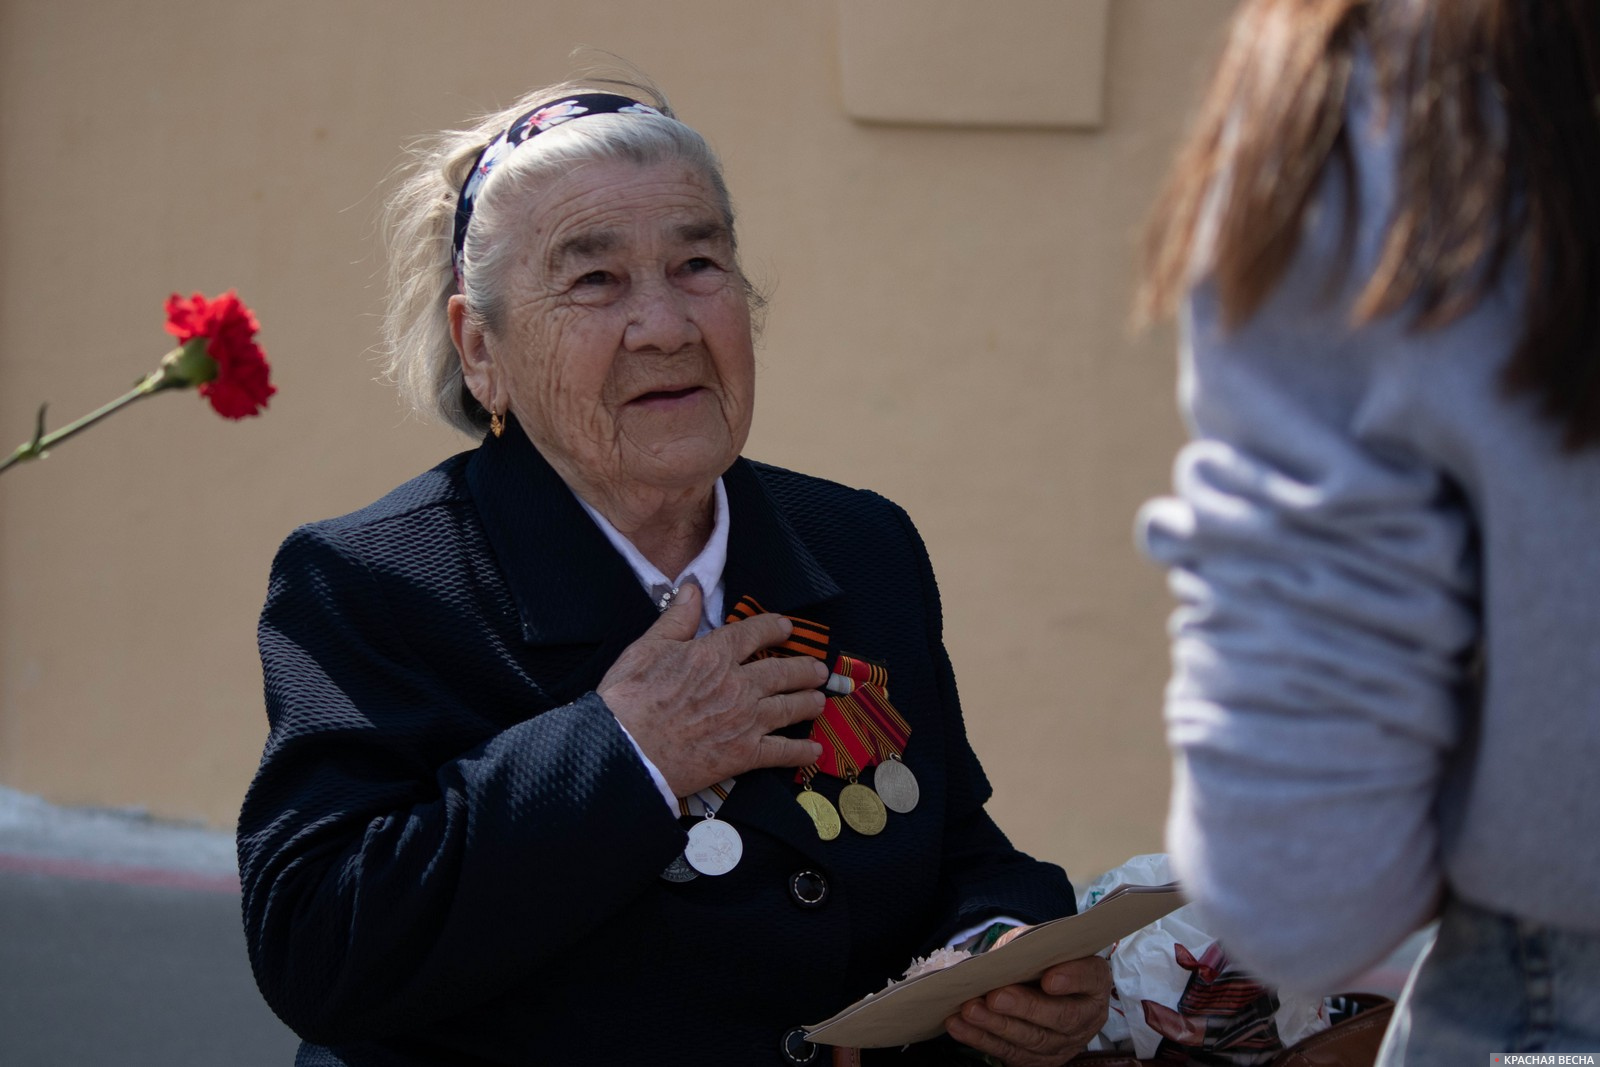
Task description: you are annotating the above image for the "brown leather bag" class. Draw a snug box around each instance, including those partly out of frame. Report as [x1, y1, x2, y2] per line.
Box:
[1274, 996, 1394, 1067]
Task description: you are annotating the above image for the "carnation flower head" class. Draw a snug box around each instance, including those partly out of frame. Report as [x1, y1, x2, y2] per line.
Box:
[163, 290, 276, 418]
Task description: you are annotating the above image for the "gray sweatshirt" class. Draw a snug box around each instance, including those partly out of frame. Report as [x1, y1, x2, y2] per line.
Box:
[1139, 66, 1600, 994]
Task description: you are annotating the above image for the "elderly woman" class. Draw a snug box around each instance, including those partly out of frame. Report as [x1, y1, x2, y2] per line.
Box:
[238, 79, 1106, 1066]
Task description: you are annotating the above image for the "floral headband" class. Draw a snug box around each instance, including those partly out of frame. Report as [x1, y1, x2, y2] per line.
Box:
[452, 92, 666, 282]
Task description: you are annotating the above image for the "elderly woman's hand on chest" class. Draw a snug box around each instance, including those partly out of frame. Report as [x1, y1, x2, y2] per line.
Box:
[598, 581, 828, 797]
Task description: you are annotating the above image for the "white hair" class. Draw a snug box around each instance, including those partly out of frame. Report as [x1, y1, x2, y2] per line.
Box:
[379, 77, 753, 436]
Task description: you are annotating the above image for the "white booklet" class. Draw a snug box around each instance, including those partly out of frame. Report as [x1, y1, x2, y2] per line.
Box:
[803, 882, 1184, 1048]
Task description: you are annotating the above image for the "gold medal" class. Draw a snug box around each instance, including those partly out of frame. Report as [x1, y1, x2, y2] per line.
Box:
[839, 780, 887, 836]
[796, 787, 842, 841]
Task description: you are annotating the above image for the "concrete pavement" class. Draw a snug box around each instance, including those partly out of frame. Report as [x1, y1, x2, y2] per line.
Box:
[0, 787, 298, 1066]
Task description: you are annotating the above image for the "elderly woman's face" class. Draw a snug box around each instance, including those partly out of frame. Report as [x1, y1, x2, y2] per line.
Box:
[479, 159, 755, 502]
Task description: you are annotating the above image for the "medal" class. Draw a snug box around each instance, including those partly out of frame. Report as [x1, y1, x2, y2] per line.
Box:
[684, 815, 742, 876]
[659, 853, 699, 883]
[839, 779, 887, 836]
[666, 781, 738, 879]
[787, 649, 917, 838]
[873, 756, 920, 814]
[721, 600, 918, 842]
[796, 782, 842, 841]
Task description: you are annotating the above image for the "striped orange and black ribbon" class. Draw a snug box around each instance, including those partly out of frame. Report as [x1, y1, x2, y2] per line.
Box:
[722, 594, 913, 787]
[724, 595, 829, 661]
[677, 780, 732, 819]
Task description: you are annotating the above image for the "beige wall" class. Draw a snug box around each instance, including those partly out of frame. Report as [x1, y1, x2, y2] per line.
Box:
[0, 0, 1235, 883]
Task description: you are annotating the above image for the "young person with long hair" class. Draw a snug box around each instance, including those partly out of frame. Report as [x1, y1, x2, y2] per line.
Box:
[1138, 1, 1600, 1060]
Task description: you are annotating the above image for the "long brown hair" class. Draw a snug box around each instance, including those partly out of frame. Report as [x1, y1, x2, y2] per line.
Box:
[1141, 0, 1600, 451]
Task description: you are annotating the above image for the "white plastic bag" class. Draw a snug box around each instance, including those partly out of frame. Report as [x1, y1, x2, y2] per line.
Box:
[1080, 854, 1328, 1062]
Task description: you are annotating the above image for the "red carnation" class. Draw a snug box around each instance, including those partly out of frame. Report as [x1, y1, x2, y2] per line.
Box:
[163, 290, 277, 419]
[2, 289, 278, 475]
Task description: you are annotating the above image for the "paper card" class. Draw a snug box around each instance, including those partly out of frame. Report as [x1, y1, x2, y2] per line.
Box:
[802, 883, 1184, 1048]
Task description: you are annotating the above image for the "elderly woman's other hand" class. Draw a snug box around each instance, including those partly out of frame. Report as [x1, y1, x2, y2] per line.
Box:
[597, 582, 829, 797]
[944, 955, 1112, 1067]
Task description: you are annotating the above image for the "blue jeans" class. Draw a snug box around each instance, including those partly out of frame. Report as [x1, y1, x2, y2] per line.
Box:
[1377, 896, 1600, 1067]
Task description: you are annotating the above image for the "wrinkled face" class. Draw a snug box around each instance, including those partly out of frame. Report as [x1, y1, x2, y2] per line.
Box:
[472, 159, 755, 502]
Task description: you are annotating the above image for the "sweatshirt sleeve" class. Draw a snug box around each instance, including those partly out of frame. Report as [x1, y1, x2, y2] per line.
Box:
[1137, 115, 1483, 992]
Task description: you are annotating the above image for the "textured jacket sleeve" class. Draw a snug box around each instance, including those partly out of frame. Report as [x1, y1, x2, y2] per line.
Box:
[239, 524, 683, 1044]
[1137, 97, 1483, 992]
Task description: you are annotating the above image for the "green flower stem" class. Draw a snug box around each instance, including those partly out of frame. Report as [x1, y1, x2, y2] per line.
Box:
[0, 361, 185, 476]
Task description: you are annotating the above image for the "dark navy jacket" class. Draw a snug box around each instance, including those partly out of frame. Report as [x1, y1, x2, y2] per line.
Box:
[239, 419, 1074, 1066]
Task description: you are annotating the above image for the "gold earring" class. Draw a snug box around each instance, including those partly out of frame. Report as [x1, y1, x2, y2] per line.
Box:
[489, 409, 505, 438]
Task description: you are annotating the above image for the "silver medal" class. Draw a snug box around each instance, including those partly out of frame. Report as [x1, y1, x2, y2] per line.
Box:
[873, 758, 920, 814]
[684, 817, 743, 876]
[660, 853, 699, 883]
